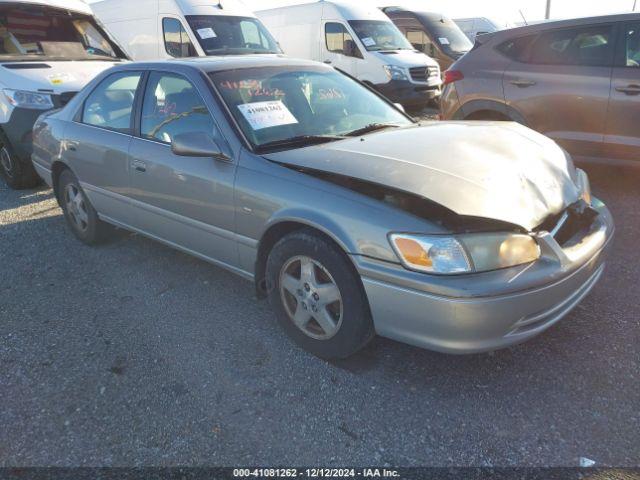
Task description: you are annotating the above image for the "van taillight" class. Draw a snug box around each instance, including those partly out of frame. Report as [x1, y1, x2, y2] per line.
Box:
[443, 70, 464, 85]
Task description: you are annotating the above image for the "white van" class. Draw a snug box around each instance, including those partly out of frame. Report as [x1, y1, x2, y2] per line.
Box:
[0, 0, 129, 189]
[257, 0, 442, 109]
[92, 0, 282, 61]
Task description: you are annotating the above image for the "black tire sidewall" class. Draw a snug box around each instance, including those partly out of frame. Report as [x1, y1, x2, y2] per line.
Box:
[0, 135, 40, 190]
[58, 169, 103, 245]
[266, 231, 374, 359]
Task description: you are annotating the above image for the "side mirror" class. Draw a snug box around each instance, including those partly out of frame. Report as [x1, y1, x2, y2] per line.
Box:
[171, 132, 230, 161]
[394, 103, 406, 113]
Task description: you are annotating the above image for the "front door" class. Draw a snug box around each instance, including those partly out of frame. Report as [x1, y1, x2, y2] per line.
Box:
[322, 21, 363, 77]
[128, 71, 238, 268]
[604, 21, 640, 161]
[503, 24, 615, 157]
[63, 70, 143, 226]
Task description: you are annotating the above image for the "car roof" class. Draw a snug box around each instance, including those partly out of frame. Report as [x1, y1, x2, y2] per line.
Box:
[116, 55, 329, 73]
[491, 12, 640, 39]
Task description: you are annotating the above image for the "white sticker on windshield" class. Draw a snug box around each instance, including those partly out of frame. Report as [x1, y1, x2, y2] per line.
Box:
[197, 28, 217, 39]
[362, 37, 376, 47]
[439, 37, 450, 45]
[238, 101, 298, 131]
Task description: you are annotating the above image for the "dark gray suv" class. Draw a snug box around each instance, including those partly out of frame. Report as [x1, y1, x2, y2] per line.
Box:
[440, 13, 640, 162]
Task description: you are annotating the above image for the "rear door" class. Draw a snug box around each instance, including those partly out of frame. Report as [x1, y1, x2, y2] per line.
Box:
[64, 70, 143, 226]
[503, 24, 615, 157]
[604, 21, 640, 161]
[127, 70, 239, 268]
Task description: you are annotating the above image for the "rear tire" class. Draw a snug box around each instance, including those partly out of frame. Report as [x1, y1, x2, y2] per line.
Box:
[266, 230, 374, 359]
[0, 134, 41, 190]
[58, 169, 114, 245]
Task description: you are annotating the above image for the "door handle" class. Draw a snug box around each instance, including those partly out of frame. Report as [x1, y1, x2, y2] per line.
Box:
[132, 160, 146, 173]
[616, 85, 640, 95]
[323, 60, 332, 64]
[510, 80, 537, 88]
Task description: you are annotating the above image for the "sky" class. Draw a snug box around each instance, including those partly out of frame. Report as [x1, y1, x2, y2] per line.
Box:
[88, 0, 639, 25]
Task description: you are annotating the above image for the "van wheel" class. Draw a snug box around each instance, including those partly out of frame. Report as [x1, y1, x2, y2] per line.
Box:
[266, 230, 374, 359]
[58, 169, 113, 245]
[0, 137, 41, 190]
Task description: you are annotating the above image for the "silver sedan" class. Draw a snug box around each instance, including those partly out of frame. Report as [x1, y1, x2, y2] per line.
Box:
[32, 57, 614, 359]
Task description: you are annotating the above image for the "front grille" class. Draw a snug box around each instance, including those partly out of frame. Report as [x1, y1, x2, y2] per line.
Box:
[409, 66, 440, 82]
[538, 202, 598, 247]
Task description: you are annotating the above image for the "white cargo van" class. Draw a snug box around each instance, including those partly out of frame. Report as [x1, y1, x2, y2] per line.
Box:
[257, 0, 442, 109]
[0, 0, 129, 189]
[92, 0, 282, 61]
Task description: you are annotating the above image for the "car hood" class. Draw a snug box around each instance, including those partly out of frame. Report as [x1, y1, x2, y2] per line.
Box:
[0, 60, 123, 93]
[264, 122, 580, 231]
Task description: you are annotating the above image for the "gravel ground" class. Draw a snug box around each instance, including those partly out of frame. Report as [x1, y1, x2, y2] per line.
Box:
[0, 161, 638, 468]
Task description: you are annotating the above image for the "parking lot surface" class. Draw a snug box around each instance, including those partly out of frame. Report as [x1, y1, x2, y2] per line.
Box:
[0, 161, 638, 467]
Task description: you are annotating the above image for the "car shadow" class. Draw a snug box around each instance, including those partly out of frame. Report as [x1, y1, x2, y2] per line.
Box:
[0, 184, 55, 213]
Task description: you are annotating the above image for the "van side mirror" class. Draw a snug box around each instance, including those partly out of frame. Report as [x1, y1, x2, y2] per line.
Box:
[171, 132, 230, 161]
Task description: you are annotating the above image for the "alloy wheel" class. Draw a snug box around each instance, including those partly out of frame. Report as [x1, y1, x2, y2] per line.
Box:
[279, 255, 344, 340]
[64, 183, 89, 232]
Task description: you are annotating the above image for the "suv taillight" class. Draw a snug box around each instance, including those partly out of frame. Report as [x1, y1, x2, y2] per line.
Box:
[443, 70, 464, 85]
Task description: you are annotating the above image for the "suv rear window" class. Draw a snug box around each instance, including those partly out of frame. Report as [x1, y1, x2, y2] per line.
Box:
[529, 25, 613, 66]
[496, 35, 537, 62]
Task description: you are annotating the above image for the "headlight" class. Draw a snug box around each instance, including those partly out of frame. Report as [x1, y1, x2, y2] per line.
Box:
[383, 65, 409, 82]
[3, 89, 54, 110]
[390, 233, 541, 275]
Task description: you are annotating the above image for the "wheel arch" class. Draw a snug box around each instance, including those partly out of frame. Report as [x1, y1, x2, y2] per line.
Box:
[455, 99, 529, 125]
[254, 214, 359, 300]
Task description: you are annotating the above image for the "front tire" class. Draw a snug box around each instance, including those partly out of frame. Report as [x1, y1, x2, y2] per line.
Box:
[266, 230, 374, 359]
[58, 169, 113, 245]
[0, 136, 41, 190]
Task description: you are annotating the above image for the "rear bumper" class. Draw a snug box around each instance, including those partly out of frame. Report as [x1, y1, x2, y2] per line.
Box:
[374, 79, 441, 108]
[357, 200, 614, 354]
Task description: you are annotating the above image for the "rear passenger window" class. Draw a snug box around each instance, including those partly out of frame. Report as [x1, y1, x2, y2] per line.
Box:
[624, 23, 640, 67]
[141, 72, 215, 144]
[497, 35, 537, 62]
[163, 18, 196, 58]
[529, 25, 613, 66]
[82, 72, 141, 133]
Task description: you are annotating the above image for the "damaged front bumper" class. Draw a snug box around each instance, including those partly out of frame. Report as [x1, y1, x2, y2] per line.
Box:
[354, 198, 614, 354]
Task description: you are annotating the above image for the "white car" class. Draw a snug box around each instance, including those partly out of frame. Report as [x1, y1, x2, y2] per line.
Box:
[0, 0, 129, 189]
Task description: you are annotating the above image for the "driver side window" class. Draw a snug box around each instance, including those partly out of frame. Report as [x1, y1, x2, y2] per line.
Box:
[82, 71, 142, 133]
[141, 72, 216, 145]
[325, 22, 361, 58]
[163, 17, 196, 58]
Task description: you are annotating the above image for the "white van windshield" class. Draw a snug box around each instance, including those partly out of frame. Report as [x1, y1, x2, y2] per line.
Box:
[0, 5, 126, 61]
[348, 20, 413, 52]
[186, 16, 281, 55]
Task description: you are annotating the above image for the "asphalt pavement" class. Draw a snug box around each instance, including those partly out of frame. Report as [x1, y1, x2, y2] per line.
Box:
[0, 161, 638, 467]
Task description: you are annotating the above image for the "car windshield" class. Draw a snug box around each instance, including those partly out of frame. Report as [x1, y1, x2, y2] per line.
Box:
[348, 20, 413, 51]
[423, 18, 473, 54]
[0, 5, 126, 60]
[186, 15, 281, 55]
[210, 66, 412, 152]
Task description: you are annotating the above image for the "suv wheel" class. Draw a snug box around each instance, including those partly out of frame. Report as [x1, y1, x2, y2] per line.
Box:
[0, 138, 41, 190]
[266, 230, 374, 359]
